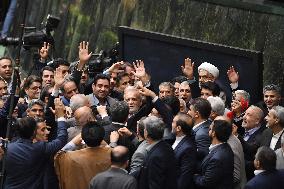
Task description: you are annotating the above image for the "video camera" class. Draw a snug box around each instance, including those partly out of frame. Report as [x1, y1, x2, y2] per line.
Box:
[0, 14, 60, 49]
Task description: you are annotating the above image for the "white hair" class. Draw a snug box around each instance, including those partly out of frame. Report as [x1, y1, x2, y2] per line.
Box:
[207, 96, 225, 116]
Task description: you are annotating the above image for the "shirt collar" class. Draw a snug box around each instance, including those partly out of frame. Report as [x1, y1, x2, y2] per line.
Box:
[209, 143, 223, 152]
[254, 170, 265, 176]
[192, 120, 206, 130]
[146, 140, 161, 152]
[112, 122, 126, 126]
[245, 126, 260, 136]
[273, 128, 284, 137]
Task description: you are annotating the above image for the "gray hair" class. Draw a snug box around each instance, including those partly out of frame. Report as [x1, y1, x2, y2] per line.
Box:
[27, 99, 45, 109]
[143, 116, 165, 140]
[234, 90, 250, 102]
[249, 105, 264, 122]
[263, 84, 281, 95]
[180, 81, 190, 87]
[159, 82, 174, 91]
[70, 94, 89, 112]
[272, 106, 284, 127]
[207, 96, 225, 116]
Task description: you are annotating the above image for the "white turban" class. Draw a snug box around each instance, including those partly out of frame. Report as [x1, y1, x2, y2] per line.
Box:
[198, 62, 219, 78]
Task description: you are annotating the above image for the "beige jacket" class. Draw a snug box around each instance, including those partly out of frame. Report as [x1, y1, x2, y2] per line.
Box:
[54, 146, 111, 189]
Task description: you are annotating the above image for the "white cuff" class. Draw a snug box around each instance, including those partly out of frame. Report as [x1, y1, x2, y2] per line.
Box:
[152, 96, 158, 103]
[57, 117, 66, 122]
[230, 82, 239, 90]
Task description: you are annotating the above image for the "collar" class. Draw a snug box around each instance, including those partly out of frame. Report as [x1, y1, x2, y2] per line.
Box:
[93, 94, 109, 106]
[245, 126, 260, 136]
[175, 135, 185, 143]
[254, 170, 265, 176]
[193, 120, 206, 130]
[209, 143, 223, 152]
[112, 122, 126, 126]
[273, 128, 284, 137]
[146, 140, 161, 152]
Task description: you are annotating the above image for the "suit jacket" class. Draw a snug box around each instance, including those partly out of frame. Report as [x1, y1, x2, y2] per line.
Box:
[245, 169, 284, 189]
[130, 140, 149, 174]
[227, 135, 246, 189]
[174, 136, 197, 189]
[194, 143, 234, 189]
[259, 128, 284, 151]
[238, 127, 264, 181]
[89, 167, 137, 189]
[87, 93, 117, 107]
[54, 146, 111, 189]
[138, 140, 177, 189]
[4, 120, 67, 189]
[276, 148, 284, 170]
[103, 122, 136, 155]
[193, 120, 211, 161]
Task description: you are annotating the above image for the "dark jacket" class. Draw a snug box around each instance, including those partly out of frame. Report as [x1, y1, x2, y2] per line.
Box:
[138, 140, 177, 189]
[4, 120, 67, 189]
[174, 136, 197, 189]
[193, 120, 211, 161]
[259, 128, 284, 151]
[90, 167, 137, 189]
[245, 169, 284, 189]
[194, 143, 234, 189]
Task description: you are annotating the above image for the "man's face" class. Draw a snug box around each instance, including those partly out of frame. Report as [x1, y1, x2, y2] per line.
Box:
[265, 110, 278, 129]
[200, 88, 213, 99]
[125, 66, 135, 84]
[264, 90, 281, 109]
[0, 80, 8, 97]
[124, 91, 142, 114]
[42, 70, 54, 86]
[58, 65, 69, 76]
[117, 76, 130, 93]
[198, 69, 215, 85]
[35, 121, 50, 142]
[110, 72, 117, 89]
[0, 59, 13, 81]
[179, 84, 192, 103]
[93, 79, 110, 100]
[27, 104, 44, 118]
[159, 85, 173, 99]
[242, 107, 260, 130]
[80, 70, 89, 84]
[25, 82, 42, 100]
[187, 105, 197, 123]
[64, 81, 79, 99]
[174, 82, 180, 98]
[171, 115, 180, 134]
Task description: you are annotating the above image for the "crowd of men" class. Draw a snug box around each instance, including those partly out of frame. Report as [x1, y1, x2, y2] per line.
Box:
[0, 41, 283, 189]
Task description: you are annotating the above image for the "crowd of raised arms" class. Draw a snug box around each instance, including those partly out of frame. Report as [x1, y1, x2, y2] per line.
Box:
[0, 41, 283, 189]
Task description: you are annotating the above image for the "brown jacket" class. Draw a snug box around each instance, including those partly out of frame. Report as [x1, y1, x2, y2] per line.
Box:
[54, 146, 111, 189]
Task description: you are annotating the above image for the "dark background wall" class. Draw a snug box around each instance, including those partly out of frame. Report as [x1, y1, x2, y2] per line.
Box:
[5, 0, 284, 95]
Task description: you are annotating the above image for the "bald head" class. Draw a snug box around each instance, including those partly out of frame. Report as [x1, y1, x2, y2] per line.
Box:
[214, 116, 231, 123]
[70, 94, 90, 112]
[242, 105, 264, 130]
[74, 106, 94, 127]
[111, 146, 129, 168]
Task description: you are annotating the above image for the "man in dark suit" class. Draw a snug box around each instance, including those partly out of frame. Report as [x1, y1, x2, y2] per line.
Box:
[138, 116, 177, 189]
[172, 113, 197, 189]
[4, 98, 67, 189]
[194, 119, 234, 189]
[104, 101, 136, 155]
[260, 106, 284, 151]
[187, 98, 212, 161]
[245, 146, 284, 189]
[238, 105, 265, 180]
[89, 146, 137, 189]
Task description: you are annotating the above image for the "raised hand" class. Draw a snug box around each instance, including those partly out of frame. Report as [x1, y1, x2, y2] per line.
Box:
[78, 41, 92, 68]
[137, 84, 156, 99]
[54, 98, 65, 118]
[181, 58, 194, 79]
[54, 67, 66, 88]
[132, 60, 146, 79]
[108, 61, 124, 73]
[227, 66, 239, 83]
[39, 42, 50, 61]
